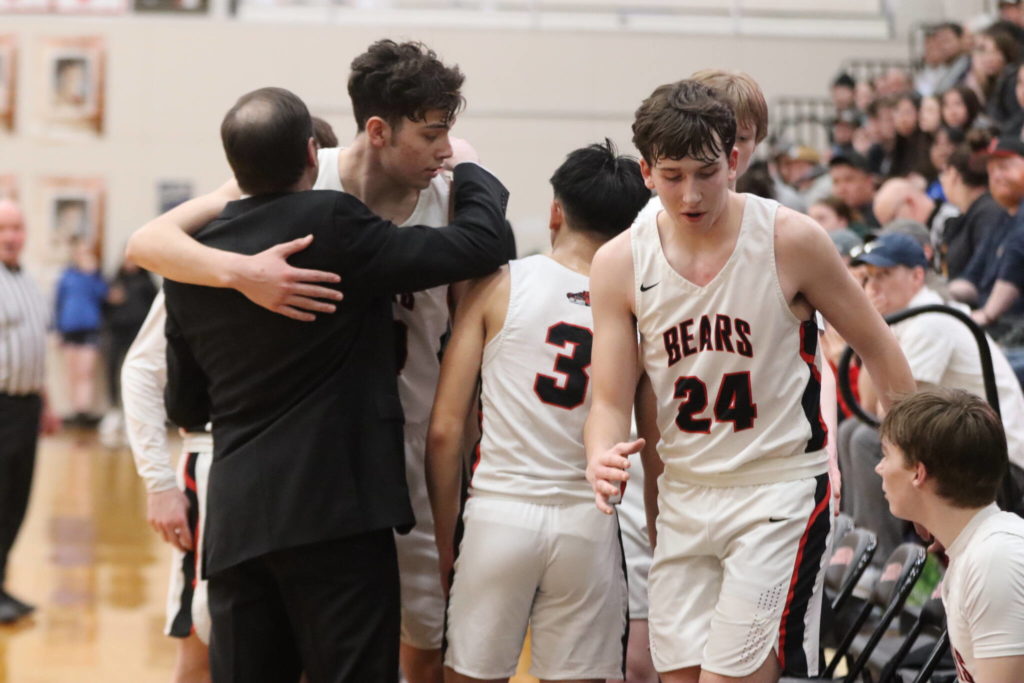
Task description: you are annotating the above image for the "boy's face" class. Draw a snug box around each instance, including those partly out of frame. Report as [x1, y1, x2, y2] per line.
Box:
[734, 123, 757, 179]
[379, 109, 454, 191]
[876, 439, 921, 521]
[642, 141, 738, 232]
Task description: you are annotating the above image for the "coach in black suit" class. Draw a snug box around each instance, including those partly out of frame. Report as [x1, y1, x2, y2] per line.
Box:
[162, 87, 513, 683]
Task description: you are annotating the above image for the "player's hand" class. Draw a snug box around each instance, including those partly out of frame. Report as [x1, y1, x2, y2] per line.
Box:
[148, 488, 193, 552]
[828, 454, 842, 516]
[587, 438, 644, 515]
[232, 235, 343, 322]
[443, 137, 480, 171]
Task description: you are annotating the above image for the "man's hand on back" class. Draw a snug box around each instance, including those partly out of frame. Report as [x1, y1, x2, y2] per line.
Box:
[443, 137, 480, 171]
[229, 235, 344, 322]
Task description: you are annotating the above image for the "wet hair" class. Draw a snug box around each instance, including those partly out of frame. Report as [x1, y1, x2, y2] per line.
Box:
[311, 116, 338, 148]
[221, 87, 313, 196]
[348, 39, 465, 132]
[691, 69, 769, 143]
[881, 388, 1007, 508]
[632, 80, 736, 166]
[549, 139, 650, 239]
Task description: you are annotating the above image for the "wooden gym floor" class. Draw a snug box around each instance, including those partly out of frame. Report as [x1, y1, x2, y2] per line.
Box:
[0, 432, 538, 683]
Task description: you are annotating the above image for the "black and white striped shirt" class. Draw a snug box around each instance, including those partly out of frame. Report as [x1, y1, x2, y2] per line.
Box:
[0, 263, 48, 395]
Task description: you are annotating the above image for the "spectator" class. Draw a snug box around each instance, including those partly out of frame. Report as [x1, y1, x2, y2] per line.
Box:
[996, 62, 1024, 136]
[995, 4, 1024, 45]
[830, 108, 860, 158]
[855, 79, 876, 113]
[839, 234, 1024, 565]
[873, 177, 960, 247]
[877, 389, 1024, 683]
[103, 254, 156, 422]
[891, 91, 937, 179]
[829, 151, 879, 235]
[776, 144, 831, 210]
[831, 72, 857, 112]
[965, 25, 1019, 106]
[940, 135, 1008, 279]
[876, 67, 913, 97]
[919, 94, 943, 134]
[55, 238, 107, 427]
[809, 195, 854, 232]
[915, 22, 971, 97]
[866, 96, 898, 175]
[941, 84, 983, 132]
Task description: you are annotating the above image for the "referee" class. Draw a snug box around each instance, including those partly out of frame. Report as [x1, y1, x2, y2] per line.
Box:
[0, 199, 58, 623]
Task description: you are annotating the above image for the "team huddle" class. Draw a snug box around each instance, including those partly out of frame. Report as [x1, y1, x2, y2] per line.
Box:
[118, 38, 1024, 683]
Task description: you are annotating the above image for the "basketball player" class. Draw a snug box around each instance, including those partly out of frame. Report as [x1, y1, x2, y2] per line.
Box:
[426, 140, 649, 682]
[584, 80, 915, 682]
[877, 389, 1024, 682]
[122, 292, 212, 683]
[126, 41, 477, 683]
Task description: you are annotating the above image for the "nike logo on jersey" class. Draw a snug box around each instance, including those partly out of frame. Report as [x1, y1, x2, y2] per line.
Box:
[566, 290, 591, 307]
[640, 282, 659, 292]
[768, 516, 788, 523]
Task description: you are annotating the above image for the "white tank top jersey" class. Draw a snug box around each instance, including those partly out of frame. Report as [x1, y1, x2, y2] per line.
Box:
[632, 193, 829, 487]
[315, 147, 452, 425]
[470, 255, 595, 504]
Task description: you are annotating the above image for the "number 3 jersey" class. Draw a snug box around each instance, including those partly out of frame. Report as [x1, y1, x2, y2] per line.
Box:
[470, 255, 595, 504]
[632, 193, 828, 488]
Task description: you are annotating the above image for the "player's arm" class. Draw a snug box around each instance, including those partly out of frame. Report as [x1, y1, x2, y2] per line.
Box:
[973, 655, 1024, 682]
[584, 233, 644, 514]
[426, 267, 508, 595]
[779, 211, 915, 412]
[635, 372, 662, 548]
[121, 293, 193, 553]
[125, 179, 342, 321]
[819, 358, 841, 514]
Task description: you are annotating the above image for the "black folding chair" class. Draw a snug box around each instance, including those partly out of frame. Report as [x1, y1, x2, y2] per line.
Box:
[878, 595, 951, 683]
[823, 543, 927, 681]
[832, 513, 854, 553]
[825, 527, 878, 614]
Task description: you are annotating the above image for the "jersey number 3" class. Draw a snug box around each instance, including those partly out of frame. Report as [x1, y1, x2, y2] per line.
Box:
[534, 322, 593, 410]
[674, 372, 757, 433]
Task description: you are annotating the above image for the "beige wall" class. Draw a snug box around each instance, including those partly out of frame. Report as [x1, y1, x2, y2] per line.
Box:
[1, 16, 913, 276]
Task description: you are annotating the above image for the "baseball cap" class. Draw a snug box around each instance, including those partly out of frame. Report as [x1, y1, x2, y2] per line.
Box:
[828, 150, 871, 173]
[850, 233, 929, 269]
[829, 228, 863, 259]
[783, 145, 821, 164]
[985, 135, 1024, 160]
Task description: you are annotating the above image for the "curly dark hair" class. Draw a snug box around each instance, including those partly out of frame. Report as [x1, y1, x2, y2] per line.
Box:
[632, 80, 736, 166]
[348, 40, 465, 131]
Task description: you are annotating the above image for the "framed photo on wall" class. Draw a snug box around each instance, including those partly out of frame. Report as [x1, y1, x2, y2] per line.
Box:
[38, 37, 105, 137]
[35, 176, 105, 266]
[0, 36, 16, 133]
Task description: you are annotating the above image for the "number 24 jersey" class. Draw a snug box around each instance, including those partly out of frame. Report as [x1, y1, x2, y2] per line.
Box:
[632, 194, 828, 487]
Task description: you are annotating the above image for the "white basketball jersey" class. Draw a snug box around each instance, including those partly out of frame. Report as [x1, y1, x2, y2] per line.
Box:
[315, 147, 451, 425]
[471, 255, 595, 503]
[632, 193, 828, 487]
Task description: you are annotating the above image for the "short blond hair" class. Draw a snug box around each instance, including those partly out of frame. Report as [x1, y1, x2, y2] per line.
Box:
[691, 69, 769, 144]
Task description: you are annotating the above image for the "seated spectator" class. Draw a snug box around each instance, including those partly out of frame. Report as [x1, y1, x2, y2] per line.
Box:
[829, 150, 880, 235]
[927, 125, 966, 200]
[735, 159, 775, 199]
[877, 388, 1024, 683]
[881, 217, 937, 263]
[875, 67, 914, 98]
[919, 94, 943, 134]
[831, 72, 857, 112]
[997, 0, 1024, 43]
[940, 135, 1008, 279]
[915, 22, 971, 97]
[873, 177, 960, 245]
[866, 96, 898, 176]
[855, 79, 876, 113]
[949, 136, 1024, 327]
[995, 62, 1024, 136]
[891, 91, 938, 180]
[776, 144, 831, 210]
[809, 195, 854, 232]
[838, 233, 1024, 565]
[830, 108, 860, 159]
[964, 25, 1019, 107]
[941, 84, 984, 133]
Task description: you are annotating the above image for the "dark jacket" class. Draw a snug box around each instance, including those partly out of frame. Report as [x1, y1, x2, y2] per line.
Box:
[163, 163, 512, 576]
[942, 192, 1008, 279]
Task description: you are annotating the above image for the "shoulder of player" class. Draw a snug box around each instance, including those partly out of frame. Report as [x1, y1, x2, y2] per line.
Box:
[461, 265, 510, 314]
[592, 230, 633, 273]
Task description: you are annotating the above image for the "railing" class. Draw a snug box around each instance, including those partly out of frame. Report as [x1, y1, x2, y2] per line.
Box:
[770, 96, 834, 152]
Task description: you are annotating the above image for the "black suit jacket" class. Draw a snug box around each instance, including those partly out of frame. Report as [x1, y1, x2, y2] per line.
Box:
[163, 163, 511, 576]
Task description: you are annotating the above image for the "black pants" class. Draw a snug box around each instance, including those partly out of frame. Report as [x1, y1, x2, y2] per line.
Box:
[207, 529, 400, 683]
[0, 393, 41, 586]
